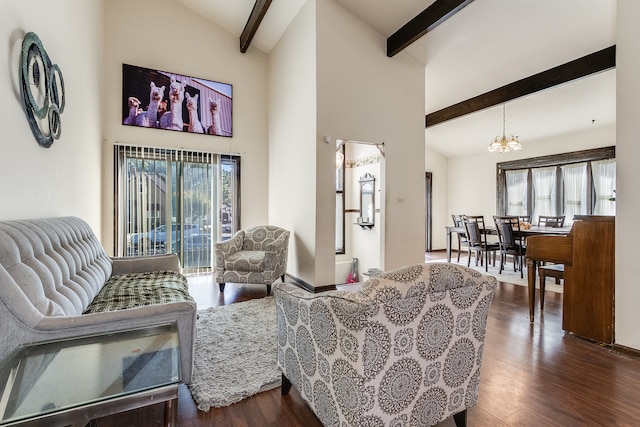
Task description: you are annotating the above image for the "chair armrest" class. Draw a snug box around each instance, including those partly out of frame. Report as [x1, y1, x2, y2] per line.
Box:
[214, 232, 244, 259]
[7, 301, 197, 383]
[214, 233, 244, 281]
[111, 253, 180, 276]
[265, 232, 289, 253]
[36, 301, 195, 330]
[273, 282, 368, 304]
[356, 263, 497, 300]
[273, 283, 373, 384]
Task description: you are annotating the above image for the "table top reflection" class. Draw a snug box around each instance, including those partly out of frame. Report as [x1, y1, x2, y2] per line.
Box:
[0, 323, 179, 426]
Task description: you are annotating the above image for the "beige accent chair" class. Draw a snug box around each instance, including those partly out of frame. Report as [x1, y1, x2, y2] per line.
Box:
[214, 225, 290, 295]
[274, 263, 496, 427]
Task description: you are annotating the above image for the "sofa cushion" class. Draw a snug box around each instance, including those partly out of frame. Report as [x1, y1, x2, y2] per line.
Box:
[83, 270, 193, 314]
[0, 217, 113, 317]
[224, 250, 265, 272]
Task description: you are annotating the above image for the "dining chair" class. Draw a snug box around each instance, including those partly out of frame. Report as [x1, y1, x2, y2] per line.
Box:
[518, 215, 532, 224]
[539, 263, 564, 312]
[538, 215, 566, 228]
[451, 214, 469, 263]
[493, 216, 527, 278]
[463, 215, 499, 272]
[536, 215, 566, 268]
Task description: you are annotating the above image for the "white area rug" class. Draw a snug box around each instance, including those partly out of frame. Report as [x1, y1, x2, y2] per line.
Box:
[188, 297, 280, 411]
[428, 258, 563, 293]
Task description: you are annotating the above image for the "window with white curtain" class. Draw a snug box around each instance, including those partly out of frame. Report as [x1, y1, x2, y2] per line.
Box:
[497, 146, 615, 222]
[505, 169, 528, 216]
[561, 162, 588, 224]
[531, 166, 557, 222]
[592, 159, 616, 215]
[114, 145, 240, 273]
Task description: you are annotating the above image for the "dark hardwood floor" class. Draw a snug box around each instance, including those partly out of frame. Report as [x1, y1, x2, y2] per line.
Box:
[98, 251, 640, 426]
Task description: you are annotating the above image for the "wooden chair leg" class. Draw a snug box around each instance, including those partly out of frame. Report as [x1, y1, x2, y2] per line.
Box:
[218, 283, 225, 292]
[539, 273, 546, 312]
[281, 374, 292, 395]
[453, 409, 467, 427]
[267, 284, 271, 295]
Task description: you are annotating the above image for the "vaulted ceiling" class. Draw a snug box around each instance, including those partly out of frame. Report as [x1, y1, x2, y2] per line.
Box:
[174, 0, 617, 157]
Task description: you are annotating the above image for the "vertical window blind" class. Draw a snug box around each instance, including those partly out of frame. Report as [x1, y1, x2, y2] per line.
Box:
[114, 144, 240, 273]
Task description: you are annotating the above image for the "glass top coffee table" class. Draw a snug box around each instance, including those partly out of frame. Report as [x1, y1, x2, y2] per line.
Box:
[0, 323, 180, 427]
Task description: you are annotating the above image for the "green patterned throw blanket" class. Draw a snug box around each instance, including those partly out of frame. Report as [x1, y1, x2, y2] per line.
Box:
[84, 270, 193, 314]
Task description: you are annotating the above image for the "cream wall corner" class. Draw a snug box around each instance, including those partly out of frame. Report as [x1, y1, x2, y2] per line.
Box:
[317, 0, 426, 280]
[614, 0, 640, 350]
[268, 0, 426, 288]
[0, 1, 103, 232]
[268, 0, 318, 285]
[269, 0, 424, 286]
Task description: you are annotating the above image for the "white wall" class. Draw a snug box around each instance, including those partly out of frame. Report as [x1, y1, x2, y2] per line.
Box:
[101, 0, 270, 253]
[317, 0, 426, 278]
[268, 0, 318, 284]
[268, 0, 426, 288]
[615, 0, 640, 350]
[0, 1, 103, 232]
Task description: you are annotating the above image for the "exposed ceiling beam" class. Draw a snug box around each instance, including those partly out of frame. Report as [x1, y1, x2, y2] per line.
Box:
[426, 45, 616, 128]
[387, 0, 475, 57]
[239, 0, 272, 53]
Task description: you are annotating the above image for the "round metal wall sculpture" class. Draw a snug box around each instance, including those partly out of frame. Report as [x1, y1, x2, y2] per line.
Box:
[19, 32, 65, 148]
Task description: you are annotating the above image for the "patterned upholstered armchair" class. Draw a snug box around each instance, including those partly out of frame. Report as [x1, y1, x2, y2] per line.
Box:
[273, 263, 496, 427]
[214, 225, 290, 295]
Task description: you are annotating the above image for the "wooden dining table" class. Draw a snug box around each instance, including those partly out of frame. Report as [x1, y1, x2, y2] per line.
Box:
[445, 224, 572, 263]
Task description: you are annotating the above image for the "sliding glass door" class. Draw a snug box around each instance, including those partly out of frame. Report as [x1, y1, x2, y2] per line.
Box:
[114, 145, 240, 272]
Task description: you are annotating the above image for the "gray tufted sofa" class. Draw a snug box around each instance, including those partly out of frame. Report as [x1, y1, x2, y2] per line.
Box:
[214, 225, 290, 295]
[274, 263, 497, 427]
[0, 217, 197, 383]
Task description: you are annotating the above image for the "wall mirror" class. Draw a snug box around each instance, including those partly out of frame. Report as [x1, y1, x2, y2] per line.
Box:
[357, 173, 375, 229]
